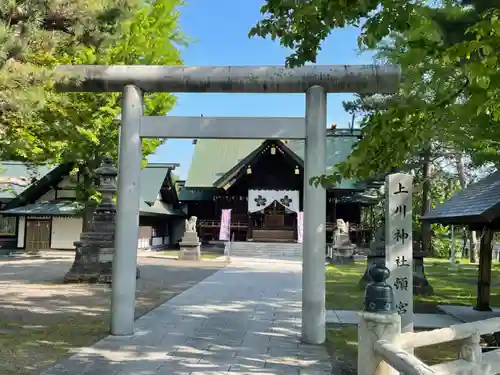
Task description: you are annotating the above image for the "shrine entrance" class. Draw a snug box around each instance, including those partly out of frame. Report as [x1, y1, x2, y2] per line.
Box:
[57, 63, 400, 344]
[248, 189, 299, 242]
[25, 218, 51, 254]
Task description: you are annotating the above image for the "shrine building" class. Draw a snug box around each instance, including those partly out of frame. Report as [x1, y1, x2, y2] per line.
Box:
[178, 126, 377, 244]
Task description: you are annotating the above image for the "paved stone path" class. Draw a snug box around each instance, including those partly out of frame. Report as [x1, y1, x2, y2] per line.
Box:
[40, 258, 332, 374]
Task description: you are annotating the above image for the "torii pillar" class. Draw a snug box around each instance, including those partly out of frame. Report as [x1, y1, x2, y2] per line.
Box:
[55, 64, 401, 344]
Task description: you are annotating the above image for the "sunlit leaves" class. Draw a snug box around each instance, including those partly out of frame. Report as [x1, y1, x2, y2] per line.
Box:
[250, 0, 425, 67]
[252, 0, 500, 185]
[1, 0, 185, 205]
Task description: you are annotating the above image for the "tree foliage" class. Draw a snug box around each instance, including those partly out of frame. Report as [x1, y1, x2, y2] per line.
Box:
[1, 0, 185, 203]
[251, 1, 500, 187]
[0, 0, 137, 156]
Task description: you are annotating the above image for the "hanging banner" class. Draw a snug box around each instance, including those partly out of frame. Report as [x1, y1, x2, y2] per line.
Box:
[297, 211, 304, 244]
[219, 209, 232, 241]
[248, 189, 300, 213]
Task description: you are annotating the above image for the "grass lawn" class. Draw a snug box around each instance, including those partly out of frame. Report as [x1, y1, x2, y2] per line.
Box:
[159, 250, 221, 259]
[325, 258, 500, 374]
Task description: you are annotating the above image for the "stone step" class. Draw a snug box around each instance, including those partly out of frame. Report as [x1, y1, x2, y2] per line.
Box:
[227, 242, 303, 259]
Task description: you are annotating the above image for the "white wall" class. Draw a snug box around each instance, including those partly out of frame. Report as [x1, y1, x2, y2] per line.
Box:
[17, 217, 25, 248]
[50, 217, 82, 249]
[37, 175, 78, 203]
[138, 226, 152, 249]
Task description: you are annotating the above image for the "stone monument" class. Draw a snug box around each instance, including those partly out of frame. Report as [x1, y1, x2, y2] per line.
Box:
[179, 216, 201, 260]
[329, 219, 356, 265]
[64, 156, 140, 283]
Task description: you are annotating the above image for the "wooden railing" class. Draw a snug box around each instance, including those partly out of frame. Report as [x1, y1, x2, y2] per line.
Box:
[198, 220, 248, 229]
[368, 317, 500, 374]
[199, 219, 372, 231]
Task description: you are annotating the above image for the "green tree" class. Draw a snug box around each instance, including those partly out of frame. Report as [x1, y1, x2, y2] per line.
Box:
[0, 0, 141, 159]
[251, 1, 500, 180]
[1, 0, 186, 229]
[251, 1, 500, 259]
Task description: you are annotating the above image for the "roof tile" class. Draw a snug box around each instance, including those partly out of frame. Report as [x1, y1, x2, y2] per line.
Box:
[185, 135, 360, 189]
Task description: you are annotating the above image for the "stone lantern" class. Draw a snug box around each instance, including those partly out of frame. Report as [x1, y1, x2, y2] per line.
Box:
[64, 156, 140, 283]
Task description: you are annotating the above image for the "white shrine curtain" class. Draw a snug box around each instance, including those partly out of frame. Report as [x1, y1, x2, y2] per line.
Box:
[248, 189, 300, 213]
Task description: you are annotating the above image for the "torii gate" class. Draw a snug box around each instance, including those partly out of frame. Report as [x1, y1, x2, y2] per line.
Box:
[56, 65, 400, 344]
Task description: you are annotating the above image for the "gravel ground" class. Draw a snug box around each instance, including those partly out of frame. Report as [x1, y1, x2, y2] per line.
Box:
[0, 252, 225, 375]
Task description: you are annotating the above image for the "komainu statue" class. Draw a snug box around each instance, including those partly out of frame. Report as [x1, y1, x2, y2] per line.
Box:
[185, 216, 198, 233]
[329, 218, 356, 265]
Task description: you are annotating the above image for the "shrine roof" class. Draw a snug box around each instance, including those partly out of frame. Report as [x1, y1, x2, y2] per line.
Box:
[0, 162, 55, 200]
[422, 170, 500, 226]
[1, 200, 83, 216]
[185, 131, 361, 189]
[139, 200, 185, 217]
[140, 163, 179, 204]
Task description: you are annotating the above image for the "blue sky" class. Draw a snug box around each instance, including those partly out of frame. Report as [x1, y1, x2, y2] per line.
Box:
[148, 0, 374, 178]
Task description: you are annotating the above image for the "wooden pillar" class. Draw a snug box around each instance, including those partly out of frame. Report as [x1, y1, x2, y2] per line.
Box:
[475, 227, 493, 311]
[293, 212, 298, 241]
[247, 212, 253, 241]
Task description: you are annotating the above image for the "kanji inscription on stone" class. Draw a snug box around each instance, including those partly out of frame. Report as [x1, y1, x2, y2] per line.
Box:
[385, 173, 414, 333]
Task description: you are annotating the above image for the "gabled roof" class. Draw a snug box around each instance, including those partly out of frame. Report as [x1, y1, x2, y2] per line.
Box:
[186, 139, 262, 188]
[139, 200, 185, 217]
[2, 161, 184, 218]
[422, 170, 500, 226]
[2, 200, 83, 217]
[140, 163, 179, 204]
[0, 162, 57, 201]
[287, 136, 360, 189]
[138, 163, 184, 216]
[3, 163, 74, 209]
[213, 140, 303, 189]
[185, 131, 361, 189]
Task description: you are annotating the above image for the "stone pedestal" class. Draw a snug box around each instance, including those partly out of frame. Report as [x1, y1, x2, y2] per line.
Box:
[179, 231, 201, 261]
[64, 156, 140, 284]
[329, 230, 356, 265]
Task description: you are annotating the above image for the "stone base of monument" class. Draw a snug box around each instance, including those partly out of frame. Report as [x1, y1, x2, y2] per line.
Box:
[64, 242, 140, 284]
[329, 251, 355, 265]
[179, 232, 201, 261]
[179, 244, 201, 261]
[328, 245, 356, 265]
[329, 231, 356, 265]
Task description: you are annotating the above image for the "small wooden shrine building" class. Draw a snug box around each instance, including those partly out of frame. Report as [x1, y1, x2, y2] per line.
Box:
[423, 170, 500, 311]
[179, 127, 377, 244]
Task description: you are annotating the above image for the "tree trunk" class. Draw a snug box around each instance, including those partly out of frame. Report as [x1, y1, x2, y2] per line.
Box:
[81, 170, 95, 232]
[421, 147, 432, 254]
[455, 154, 478, 262]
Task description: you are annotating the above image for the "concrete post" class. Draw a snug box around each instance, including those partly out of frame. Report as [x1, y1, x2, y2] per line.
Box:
[358, 311, 401, 375]
[110, 85, 143, 335]
[302, 85, 327, 344]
